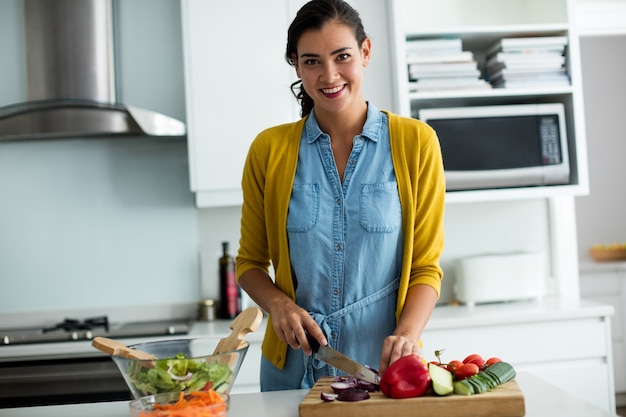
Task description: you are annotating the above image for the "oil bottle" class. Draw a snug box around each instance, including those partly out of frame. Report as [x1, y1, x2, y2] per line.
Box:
[218, 241, 241, 319]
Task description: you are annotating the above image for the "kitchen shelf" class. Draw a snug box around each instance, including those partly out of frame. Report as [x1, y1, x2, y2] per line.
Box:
[389, 0, 589, 202]
[444, 183, 583, 205]
[408, 85, 574, 102]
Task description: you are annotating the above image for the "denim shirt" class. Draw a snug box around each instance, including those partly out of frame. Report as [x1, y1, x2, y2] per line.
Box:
[286, 103, 403, 387]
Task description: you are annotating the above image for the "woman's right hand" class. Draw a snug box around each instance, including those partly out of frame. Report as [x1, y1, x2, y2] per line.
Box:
[238, 269, 327, 355]
[268, 298, 327, 356]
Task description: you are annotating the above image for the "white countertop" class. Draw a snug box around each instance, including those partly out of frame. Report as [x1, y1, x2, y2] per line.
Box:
[580, 260, 626, 273]
[0, 297, 612, 361]
[425, 296, 614, 330]
[0, 373, 617, 417]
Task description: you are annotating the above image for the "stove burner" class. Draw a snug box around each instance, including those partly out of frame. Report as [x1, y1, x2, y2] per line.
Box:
[42, 316, 109, 333]
[1, 317, 191, 345]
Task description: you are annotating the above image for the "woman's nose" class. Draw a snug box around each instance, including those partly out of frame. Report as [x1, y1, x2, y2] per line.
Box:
[320, 63, 339, 82]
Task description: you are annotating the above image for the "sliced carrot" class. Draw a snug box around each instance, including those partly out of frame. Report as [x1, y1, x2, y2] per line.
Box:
[139, 389, 227, 417]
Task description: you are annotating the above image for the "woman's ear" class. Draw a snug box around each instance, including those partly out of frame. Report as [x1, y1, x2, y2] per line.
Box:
[292, 53, 302, 78]
[361, 37, 372, 67]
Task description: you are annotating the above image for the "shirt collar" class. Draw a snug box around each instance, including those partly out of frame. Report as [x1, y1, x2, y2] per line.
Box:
[304, 102, 383, 144]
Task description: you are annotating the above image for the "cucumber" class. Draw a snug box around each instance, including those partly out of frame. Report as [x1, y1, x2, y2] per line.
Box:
[428, 363, 454, 396]
[484, 361, 516, 385]
[453, 362, 516, 396]
[453, 380, 474, 395]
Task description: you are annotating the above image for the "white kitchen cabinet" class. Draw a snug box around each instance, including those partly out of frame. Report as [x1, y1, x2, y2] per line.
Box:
[422, 298, 616, 413]
[388, 0, 589, 203]
[180, 0, 298, 208]
[231, 339, 262, 394]
[573, 0, 626, 36]
[580, 261, 626, 407]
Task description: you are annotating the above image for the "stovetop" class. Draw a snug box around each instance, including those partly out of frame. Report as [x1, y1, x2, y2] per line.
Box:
[1, 316, 191, 346]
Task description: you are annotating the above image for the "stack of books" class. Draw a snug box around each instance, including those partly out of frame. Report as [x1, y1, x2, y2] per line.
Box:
[485, 36, 570, 89]
[406, 38, 491, 93]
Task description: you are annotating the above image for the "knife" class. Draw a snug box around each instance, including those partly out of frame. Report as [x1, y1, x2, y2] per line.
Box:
[306, 334, 380, 385]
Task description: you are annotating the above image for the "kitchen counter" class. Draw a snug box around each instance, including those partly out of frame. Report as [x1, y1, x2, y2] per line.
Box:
[0, 373, 617, 417]
[0, 298, 616, 411]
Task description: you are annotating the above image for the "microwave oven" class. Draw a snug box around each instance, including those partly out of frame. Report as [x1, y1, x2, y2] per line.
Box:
[419, 103, 570, 191]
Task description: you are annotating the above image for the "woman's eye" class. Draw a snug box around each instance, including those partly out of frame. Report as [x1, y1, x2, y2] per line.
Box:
[337, 53, 350, 61]
[304, 59, 319, 65]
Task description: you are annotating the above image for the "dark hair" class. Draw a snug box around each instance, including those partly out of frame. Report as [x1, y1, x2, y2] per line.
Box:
[285, 0, 368, 117]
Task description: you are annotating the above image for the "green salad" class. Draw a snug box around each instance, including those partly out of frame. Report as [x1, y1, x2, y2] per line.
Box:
[126, 352, 233, 396]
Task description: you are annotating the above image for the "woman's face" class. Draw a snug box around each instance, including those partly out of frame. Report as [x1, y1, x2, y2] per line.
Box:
[293, 21, 371, 117]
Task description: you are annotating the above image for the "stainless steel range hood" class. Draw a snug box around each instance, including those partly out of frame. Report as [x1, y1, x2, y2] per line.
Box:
[0, 0, 186, 141]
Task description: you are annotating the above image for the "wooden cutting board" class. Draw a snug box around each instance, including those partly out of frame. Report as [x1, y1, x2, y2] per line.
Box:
[299, 377, 525, 417]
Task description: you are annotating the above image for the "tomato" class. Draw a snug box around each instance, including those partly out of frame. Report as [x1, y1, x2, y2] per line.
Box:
[446, 359, 463, 373]
[463, 354, 486, 369]
[454, 363, 480, 380]
[380, 355, 431, 399]
[486, 357, 502, 366]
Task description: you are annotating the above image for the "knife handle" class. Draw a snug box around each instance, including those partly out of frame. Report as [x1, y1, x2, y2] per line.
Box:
[306, 332, 320, 353]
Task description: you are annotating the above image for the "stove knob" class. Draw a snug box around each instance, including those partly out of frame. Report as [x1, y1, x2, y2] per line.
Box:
[71, 332, 78, 340]
[167, 326, 175, 334]
[3, 336, 8, 345]
[86, 330, 93, 339]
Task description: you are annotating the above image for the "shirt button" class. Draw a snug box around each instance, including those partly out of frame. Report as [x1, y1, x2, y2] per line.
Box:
[331, 332, 337, 338]
[337, 199, 342, 206]
[333, 288, 339, 295]
[336, 244, 342, 251]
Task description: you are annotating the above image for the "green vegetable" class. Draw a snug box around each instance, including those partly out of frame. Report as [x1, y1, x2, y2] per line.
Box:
[427, 363, 454, 396]
[127, 352, 233, 396]
[453, 361, 516, 396]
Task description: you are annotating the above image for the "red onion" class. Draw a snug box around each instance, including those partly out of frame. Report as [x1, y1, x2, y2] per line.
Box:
[167, 366, 193, 381]
[320, 391, 338, 402]
[330, 381, 354, 394]
[356, 380, 379, 392]
[336, 388, 370, 402]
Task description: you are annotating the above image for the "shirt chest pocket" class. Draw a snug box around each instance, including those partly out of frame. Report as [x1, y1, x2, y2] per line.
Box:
[287, 183, 320, 233]
[360, 182, 401, 233]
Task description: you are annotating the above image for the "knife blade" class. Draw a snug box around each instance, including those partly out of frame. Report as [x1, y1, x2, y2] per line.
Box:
[307, 334, 380, 385]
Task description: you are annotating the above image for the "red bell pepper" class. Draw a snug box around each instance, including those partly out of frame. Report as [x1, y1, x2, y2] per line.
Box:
[379, 354, 431, 399]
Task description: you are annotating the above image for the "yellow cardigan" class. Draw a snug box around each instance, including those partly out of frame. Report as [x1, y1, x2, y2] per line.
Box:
[236, 111, 445, 369]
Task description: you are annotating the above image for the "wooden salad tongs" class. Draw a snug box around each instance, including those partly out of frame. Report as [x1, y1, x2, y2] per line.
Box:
[213, 306, 263, 354]
[91, 336, 156, 360]
[91, 306, 263, 362]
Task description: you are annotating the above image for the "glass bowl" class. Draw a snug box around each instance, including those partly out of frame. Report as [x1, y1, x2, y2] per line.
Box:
[129, 391, 229, 417]
[111, 338, 248, 399]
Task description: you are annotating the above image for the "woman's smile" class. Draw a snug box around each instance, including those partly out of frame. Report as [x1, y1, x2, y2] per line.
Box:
[321, 84, 346, 97]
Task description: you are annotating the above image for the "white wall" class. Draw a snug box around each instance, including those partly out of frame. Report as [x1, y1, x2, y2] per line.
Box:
[0, 0, 199, 315]
[575, 35, 626, 262]
[1, 0, 618, 317]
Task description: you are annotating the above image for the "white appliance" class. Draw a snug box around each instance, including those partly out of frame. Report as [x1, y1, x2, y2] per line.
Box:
[453, 252, 547, 307]
[418, 103, 570, 191]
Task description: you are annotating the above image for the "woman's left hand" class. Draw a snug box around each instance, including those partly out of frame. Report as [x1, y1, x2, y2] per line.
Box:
[378, 334, 420, 375]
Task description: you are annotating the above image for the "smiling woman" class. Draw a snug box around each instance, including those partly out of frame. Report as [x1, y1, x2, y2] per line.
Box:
[235, 0, 446, 393]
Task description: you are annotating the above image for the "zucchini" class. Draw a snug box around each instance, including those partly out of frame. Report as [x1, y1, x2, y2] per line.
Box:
[454, 361, 516, 396]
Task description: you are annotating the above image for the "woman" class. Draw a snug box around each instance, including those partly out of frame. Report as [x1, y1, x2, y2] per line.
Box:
[236, 0, 445, 391]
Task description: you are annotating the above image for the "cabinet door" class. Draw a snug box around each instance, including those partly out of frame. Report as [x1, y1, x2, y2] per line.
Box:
[181, 0, 297, 207]
[580, 268, 626, 394]
[231, 340, 262, 393]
